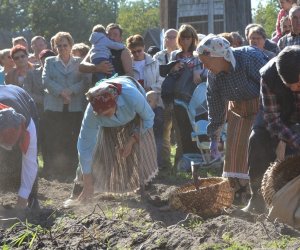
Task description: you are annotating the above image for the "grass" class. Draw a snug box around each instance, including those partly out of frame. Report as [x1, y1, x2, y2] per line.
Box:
[7, 220, 47, 249]
[159, 145, 222, 183]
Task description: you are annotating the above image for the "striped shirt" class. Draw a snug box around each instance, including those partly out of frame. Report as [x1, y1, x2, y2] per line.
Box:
[261, 81, 300, 149]
[207, 46, 268, 140]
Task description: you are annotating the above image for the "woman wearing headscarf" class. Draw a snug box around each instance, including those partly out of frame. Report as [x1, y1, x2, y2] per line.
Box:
[65, 76, 158, 204]
[196, 34, 268, 203]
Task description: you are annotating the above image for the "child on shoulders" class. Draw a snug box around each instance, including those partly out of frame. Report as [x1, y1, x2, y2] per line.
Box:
[89, 24, 125, 80]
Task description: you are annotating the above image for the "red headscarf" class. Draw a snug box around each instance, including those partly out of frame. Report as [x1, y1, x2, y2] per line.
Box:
[86, 82, 122, 115]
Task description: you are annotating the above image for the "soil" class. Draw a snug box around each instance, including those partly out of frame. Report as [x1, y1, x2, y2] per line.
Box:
[1, 171, 300, 250]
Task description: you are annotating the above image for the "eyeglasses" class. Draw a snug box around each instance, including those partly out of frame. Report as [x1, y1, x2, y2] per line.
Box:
[165, 36, 177, 40]
[130, 49, 143, 55]
[56, 44, 69, 48]
[12, 54, 27, 61]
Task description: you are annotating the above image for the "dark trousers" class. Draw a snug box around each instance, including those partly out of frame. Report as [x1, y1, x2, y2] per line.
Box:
[248, 108, 300, 196]
[43, 109, 83, 178]
[248, 127, 278, 194]
[173, 104, 199, 157]
[0, 147, 38, 200]
[248, 109, 277, 195]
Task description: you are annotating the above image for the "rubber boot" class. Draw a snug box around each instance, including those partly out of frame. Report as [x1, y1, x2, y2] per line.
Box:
[242, 178, 266, 214]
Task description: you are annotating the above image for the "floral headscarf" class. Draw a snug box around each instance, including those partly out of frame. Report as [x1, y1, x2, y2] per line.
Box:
[86, 82, 122, 115]
[196, 34, 236, 69]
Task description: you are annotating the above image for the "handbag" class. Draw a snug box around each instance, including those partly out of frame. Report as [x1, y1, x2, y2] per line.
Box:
[161, 71, 179, 104]
[174, 63, 196, 103]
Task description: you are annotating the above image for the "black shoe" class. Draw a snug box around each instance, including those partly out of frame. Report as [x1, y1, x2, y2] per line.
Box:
[70, 183, 83, 199]
[28, 197, 40, 210]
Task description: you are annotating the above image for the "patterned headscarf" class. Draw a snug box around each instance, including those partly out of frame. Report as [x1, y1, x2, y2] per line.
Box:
[0, 105, 27, 151]
[196, 34, 236, 69]
[86, 82, 122, 115]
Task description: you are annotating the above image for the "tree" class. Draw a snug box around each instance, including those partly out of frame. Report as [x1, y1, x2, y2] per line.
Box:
[0, 0, 30, 32]
[0, 0, 159, 48]
[252, 0, 279, 38]
[27, 0, 117, 43]
[117, 0, 160, 40]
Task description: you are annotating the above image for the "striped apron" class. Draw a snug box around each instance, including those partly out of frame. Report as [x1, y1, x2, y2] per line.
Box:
[223, 97, 259, 179]
[92, 117, 158, 194]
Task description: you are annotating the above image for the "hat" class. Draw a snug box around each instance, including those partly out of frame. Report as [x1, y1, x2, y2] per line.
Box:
[196, 34, 236, 69]
[147, 46, 160, 57]
[39, 49, 56, 60]
[0, 107, 25, 130]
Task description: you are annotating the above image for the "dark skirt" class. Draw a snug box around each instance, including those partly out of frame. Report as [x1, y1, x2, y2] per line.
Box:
[92, 120, 158, 194]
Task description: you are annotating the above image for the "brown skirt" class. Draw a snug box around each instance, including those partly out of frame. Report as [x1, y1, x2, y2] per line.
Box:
[92, 121, 158, 194]
[223, 98, 259, 179]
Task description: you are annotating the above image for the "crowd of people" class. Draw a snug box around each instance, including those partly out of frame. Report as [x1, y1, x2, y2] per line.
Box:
[0, 1, 300, 226]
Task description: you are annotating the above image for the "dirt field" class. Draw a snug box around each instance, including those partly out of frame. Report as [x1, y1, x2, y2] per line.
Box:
[1, 170, 300, 249]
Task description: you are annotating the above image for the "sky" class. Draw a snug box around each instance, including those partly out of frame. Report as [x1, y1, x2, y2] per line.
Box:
[251, 0, 265, 9]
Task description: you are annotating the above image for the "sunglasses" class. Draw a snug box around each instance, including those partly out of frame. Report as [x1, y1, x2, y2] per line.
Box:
[180, 36, 192, 40]
[131, 49, 143, 55]
[56, 44, 69, 48]
[12, 54, 27, 61]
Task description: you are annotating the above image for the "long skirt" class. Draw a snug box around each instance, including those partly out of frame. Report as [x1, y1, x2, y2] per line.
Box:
[92, 121, 158, 194]
[223, 97, 259, 179]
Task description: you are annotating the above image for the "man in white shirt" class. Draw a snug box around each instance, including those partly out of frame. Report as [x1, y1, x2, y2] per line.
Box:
[0, 85, 39, 209]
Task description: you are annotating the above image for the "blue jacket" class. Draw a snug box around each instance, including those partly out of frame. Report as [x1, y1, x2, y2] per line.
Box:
[42, 56, 87, 112]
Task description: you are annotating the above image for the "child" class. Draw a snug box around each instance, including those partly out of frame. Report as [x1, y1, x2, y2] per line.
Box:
[146, 90, 164, 168]
[89, 24, 125, 80]
[272, 0, 298, 43]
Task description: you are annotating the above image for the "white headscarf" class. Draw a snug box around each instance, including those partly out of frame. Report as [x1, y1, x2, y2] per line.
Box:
[196, 34, 236, 69]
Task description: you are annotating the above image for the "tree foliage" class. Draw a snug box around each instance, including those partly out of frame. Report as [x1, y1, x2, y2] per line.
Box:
[27, 0, 118, 43]
[116, 0, 160, 40]
[252, 0, 279, 38]
[0, 0, 159, 47]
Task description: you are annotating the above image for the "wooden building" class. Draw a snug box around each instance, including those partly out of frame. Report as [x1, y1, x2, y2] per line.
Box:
[160, 0, 252, 37]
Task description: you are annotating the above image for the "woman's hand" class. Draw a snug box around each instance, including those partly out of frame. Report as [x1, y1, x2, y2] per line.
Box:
[193, 72, 202, 84]
[95, 61, 114, 75]
[61, 89, 72, 104]
[119, 136, 136, 158]
[78, 174, 94, 201]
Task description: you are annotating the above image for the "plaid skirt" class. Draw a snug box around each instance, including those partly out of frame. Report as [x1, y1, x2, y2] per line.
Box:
[223, 98, 259, 179]
[92, 120, 158, 194]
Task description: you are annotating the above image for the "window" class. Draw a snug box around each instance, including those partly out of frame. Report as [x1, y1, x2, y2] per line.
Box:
[177, 0, 224, 34]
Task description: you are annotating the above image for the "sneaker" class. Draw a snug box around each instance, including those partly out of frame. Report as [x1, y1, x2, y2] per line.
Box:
[63, 198, 81, 209]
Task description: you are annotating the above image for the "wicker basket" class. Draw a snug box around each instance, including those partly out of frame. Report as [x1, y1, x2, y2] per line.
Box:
[261, 155, 300, 207]
[169, 177, 234, 217]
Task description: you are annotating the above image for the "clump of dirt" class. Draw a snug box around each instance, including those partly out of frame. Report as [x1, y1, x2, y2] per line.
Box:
[1, 177, 300, 249]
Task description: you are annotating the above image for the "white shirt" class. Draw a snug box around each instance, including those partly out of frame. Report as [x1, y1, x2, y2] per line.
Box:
[19, 118, 38, 199]
[133, 60, 145, 80]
